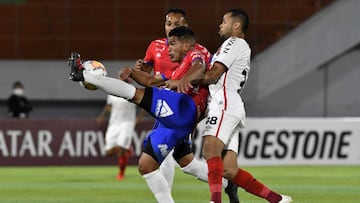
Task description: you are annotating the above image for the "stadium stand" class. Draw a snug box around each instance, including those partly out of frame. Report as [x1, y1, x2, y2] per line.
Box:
[3, 0, 359, 118]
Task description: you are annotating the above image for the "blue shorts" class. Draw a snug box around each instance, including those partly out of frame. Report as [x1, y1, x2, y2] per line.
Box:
[143, 87, 197, 163]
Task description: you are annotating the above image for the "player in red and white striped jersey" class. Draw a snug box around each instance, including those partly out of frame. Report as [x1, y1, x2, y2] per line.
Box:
[172, 8, 292, 203]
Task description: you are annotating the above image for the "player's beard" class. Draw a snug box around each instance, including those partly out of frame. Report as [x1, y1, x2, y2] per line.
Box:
[218, 32, 229, 42]
[218, 28, 231, 42]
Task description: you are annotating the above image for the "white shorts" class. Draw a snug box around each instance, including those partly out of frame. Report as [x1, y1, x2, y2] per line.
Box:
[202, 110, 244, 153]
[105, 121, 135, 151]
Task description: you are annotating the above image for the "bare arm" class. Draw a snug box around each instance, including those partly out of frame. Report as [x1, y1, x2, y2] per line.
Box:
[97, 104, 111, 124]
[120, 66, 166, 87]
[201, 61, 227, 85]
[130, 68, 166, 87]
[165, 60, 226, 93]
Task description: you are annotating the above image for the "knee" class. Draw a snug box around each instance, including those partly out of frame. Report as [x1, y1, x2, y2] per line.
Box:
[138, 153, 159, 175]
[202, 136, 224, 160]
[176, 153, 193, 168]
[138, 163, 148, 175]
[202, 146, 222, 160]
[105, 147, 120, 156]
[138, 159, 151, 175]
[202, 143, 217, 160]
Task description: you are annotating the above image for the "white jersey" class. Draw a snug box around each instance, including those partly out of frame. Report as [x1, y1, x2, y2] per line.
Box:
[202, 37, 251, 153]
[107, 95, 136, 126]
[208, 37, 250, 116]
[105, 95, 137, 150]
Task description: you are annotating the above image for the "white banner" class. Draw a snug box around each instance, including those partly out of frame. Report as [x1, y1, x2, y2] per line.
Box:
[192, 118, 360, 166]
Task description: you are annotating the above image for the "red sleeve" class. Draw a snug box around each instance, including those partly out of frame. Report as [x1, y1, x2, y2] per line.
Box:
[161, 69, 174, 80]
[143, 41, 155, 66]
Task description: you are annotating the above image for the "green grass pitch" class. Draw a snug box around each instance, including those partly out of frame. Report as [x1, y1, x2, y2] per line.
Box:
[0, 165, 359, 203]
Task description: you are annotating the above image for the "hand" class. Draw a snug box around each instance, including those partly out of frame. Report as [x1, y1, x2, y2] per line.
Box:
[96, 116, 106, 125]
[164, 80, 179, 90]
[176, 78, 193, 93]
[119, 67, 133, 83]
[134, 59, 144, 70]
[165, 79, 193, 93]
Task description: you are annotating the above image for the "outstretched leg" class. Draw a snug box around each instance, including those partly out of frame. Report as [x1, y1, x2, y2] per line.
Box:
[68, 52, 142, 103]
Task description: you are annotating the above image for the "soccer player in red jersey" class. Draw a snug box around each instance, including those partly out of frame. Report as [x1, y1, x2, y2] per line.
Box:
[122, 8, 239, 203]
[69, 26, 211, 203]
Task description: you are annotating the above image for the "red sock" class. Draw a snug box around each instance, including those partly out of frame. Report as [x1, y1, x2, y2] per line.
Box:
[118, 150, 131, 176]
[233, 168, 281, 202]
[267, 191, 282, 203]
[207, 157, 223, 203]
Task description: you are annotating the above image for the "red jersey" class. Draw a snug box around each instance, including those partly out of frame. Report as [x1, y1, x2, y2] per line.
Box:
[143, 38, 211, 81]
[171, 46, 212, 118]
[143, 38, 178, 79]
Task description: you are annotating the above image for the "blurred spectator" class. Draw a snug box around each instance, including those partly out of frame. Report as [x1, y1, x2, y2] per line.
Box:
[6, 81, 32, 118]
[96, 71, 144, 180]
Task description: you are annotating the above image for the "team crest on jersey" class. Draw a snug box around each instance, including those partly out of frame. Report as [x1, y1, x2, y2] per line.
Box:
[155, 99, 174, 118]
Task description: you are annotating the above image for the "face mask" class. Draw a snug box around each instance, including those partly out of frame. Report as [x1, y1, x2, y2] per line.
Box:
[13, 88, 24, 96]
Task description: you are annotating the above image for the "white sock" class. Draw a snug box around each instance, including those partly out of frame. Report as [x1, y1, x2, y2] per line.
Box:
[181, 158, 208, 182]
[142, 170, 174, 203]
[159, 150, 176, 188]
[181, 158, 229, 188]
[83, 71, 136, 100]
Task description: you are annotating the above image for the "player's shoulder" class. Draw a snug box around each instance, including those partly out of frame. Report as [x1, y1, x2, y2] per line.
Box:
[221, 37, 250, 53]
[147, 38, 168, 51]
[194, 43, 210, 52]
[189, 46, 207, 58]
[226, 37, 249, 48]
[194, 43, 212, 57]
[151, 38, 167, 45]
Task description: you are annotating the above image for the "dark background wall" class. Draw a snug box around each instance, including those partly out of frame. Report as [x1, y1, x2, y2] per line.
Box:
[1, 0, 341, 118]
[0, 0, 333, 60]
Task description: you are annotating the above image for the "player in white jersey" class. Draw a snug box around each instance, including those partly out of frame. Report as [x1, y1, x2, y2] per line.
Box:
[169, 8, 292, 203]
[205, 36, 250, 155]
[98, 75, 142, 180]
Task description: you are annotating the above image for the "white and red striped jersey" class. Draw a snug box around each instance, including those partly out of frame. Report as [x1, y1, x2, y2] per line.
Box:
[208, 37, 251, 114]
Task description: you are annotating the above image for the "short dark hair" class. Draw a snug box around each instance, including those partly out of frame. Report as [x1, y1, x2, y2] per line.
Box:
[228, 8, 249, 32]
[165, 8, 186, 18]
[168, 26, 195, 41]
[13, 81, 23, 88]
